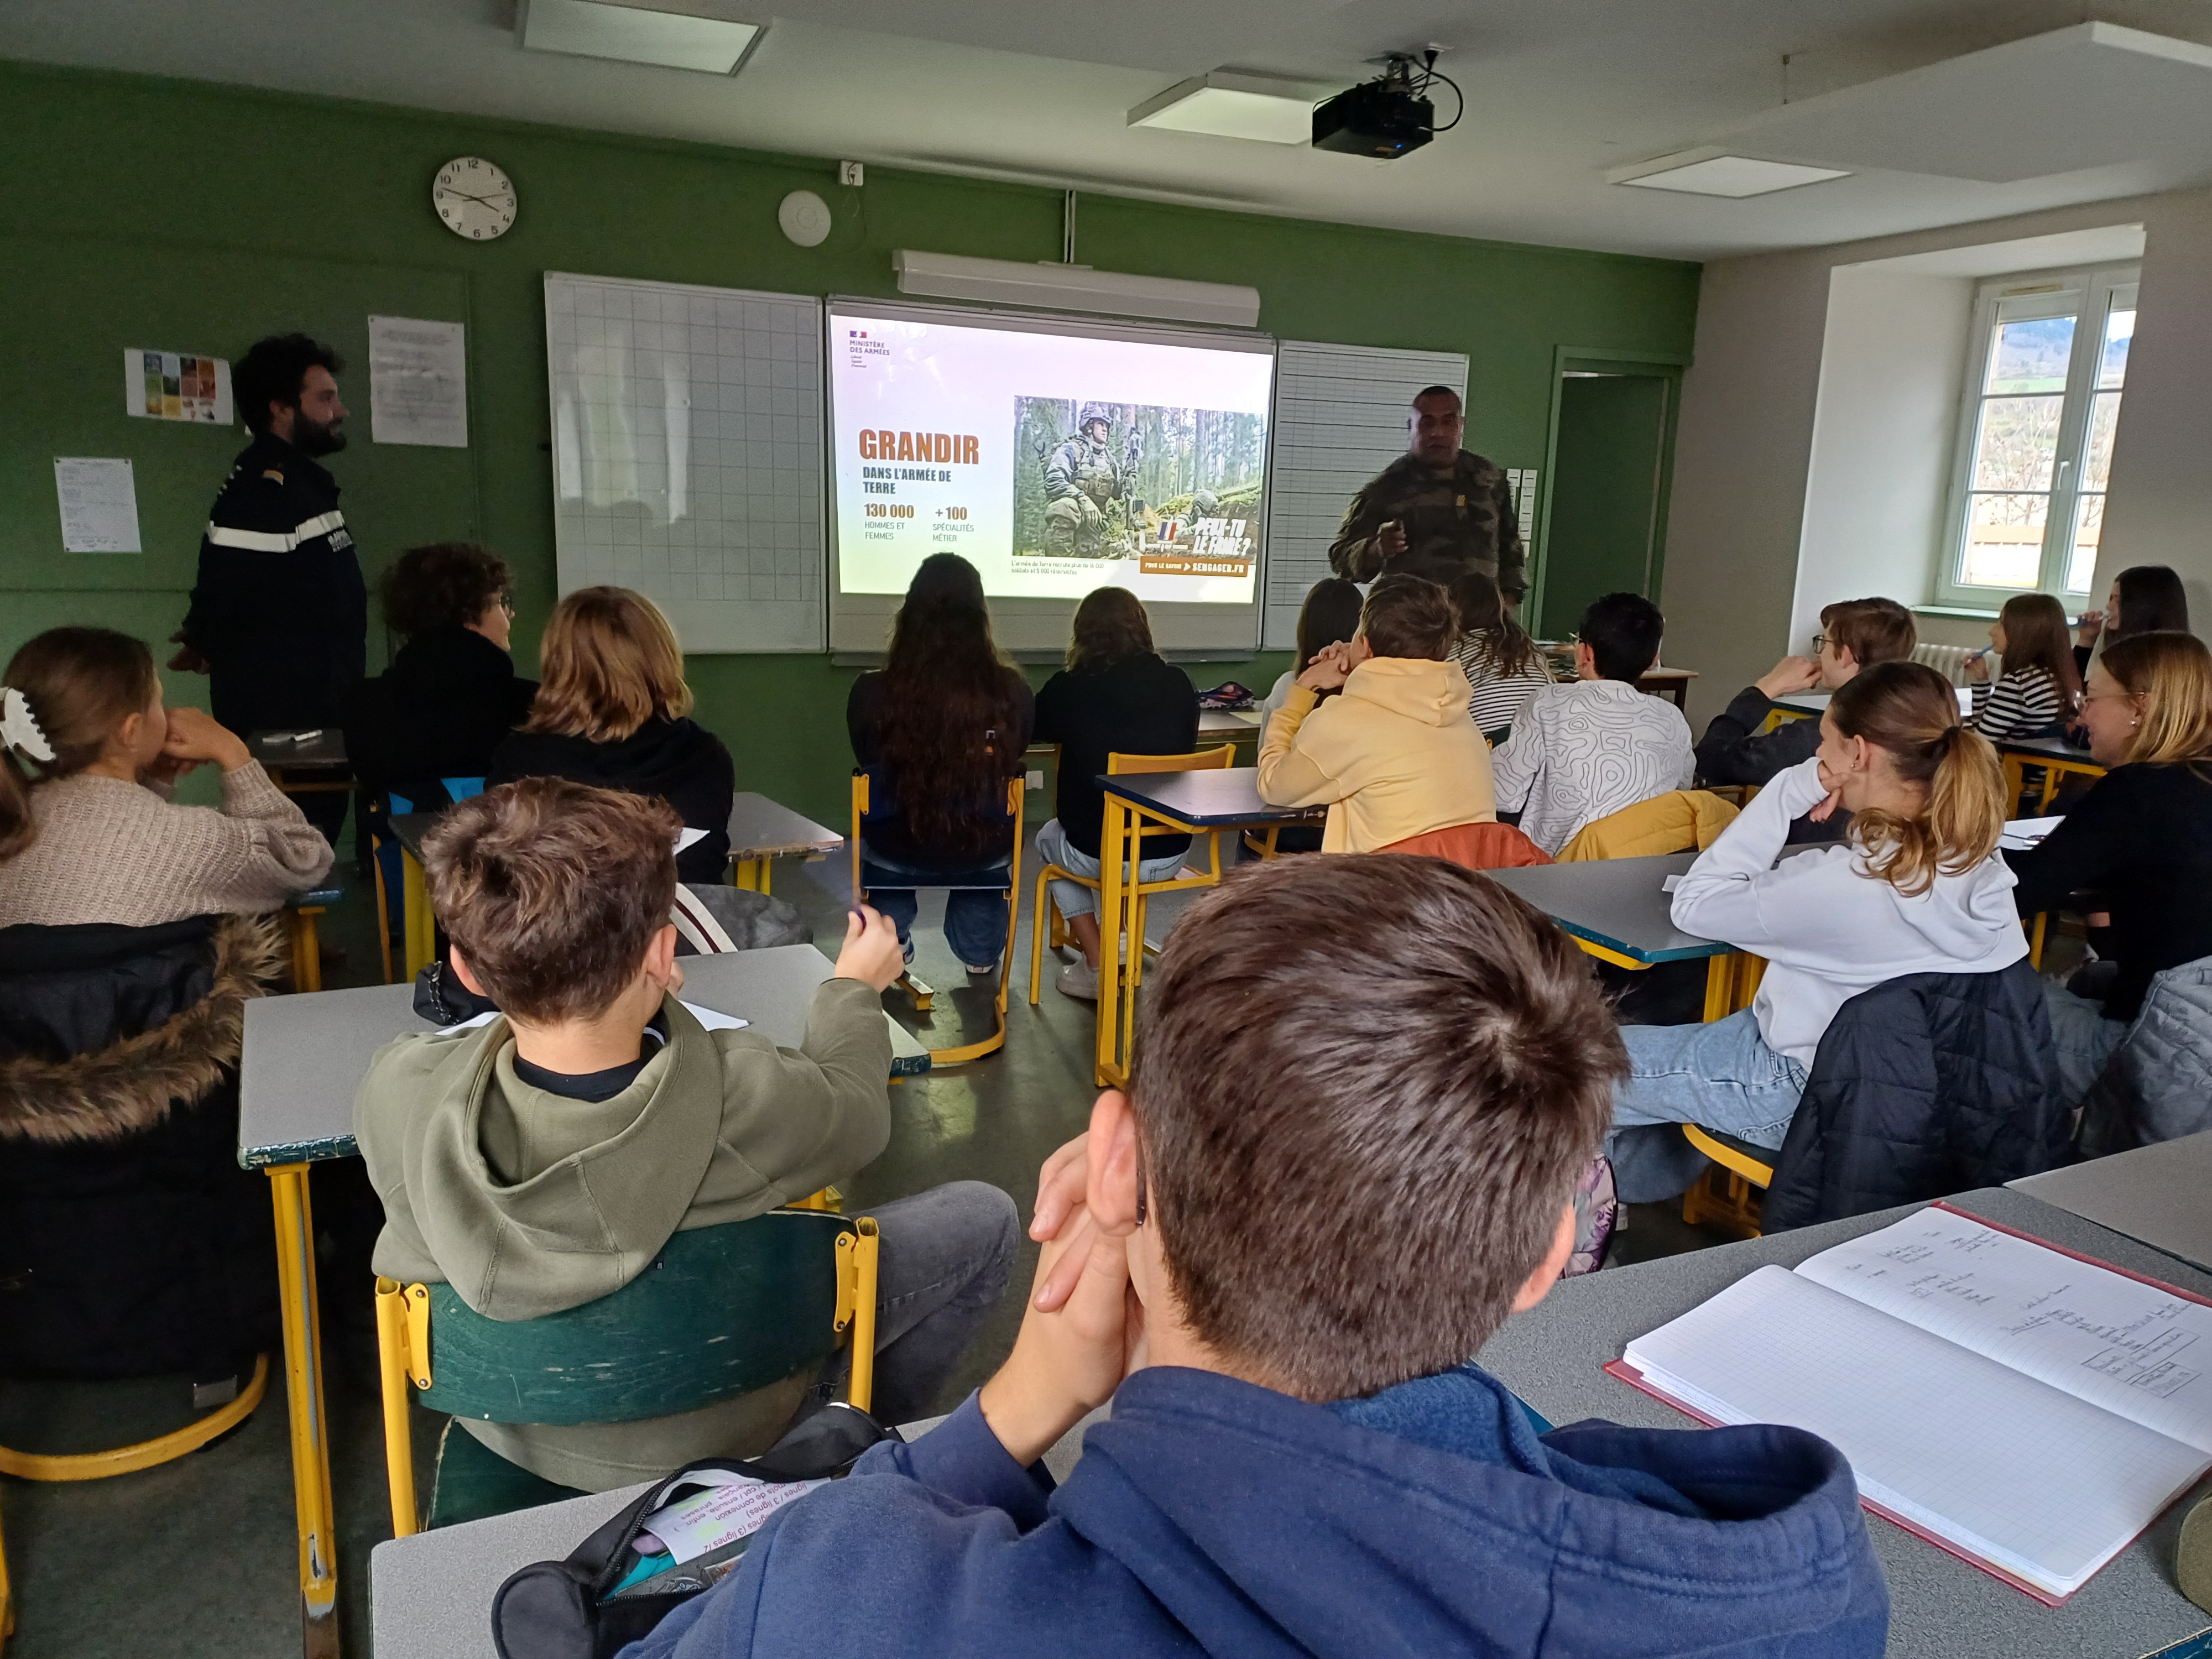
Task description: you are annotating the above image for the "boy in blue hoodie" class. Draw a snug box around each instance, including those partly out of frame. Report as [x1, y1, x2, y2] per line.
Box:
[622, 854, 1890, 1659]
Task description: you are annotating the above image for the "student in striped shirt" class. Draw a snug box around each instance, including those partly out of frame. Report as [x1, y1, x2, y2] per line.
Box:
[1447, 570, 1556, 742]
[1965, 592, 2081, 742]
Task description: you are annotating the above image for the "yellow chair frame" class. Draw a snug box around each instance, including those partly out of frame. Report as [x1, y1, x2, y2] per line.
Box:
[852, 774, 1024, 1066]
[1028, 745, 1235, 1006]
[373, 1217, 879, 1540]
[1681, 1124, 1775, 1240]
[0, 1355, 272, 1647]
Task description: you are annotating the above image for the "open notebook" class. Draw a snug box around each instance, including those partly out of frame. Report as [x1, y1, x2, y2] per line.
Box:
[1613, 1204, 2212, 1604]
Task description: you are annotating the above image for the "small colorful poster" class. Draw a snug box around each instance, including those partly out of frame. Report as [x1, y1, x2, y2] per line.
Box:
[124, 349, 234, 425]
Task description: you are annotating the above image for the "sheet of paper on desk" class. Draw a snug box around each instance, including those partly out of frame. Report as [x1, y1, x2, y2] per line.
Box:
[438, 1000, 746, 1033]
[635, 1470, 828, 1563]
[2000, 816, 2065, 851]
[675, 827, 708, 853]
[1662, 875, 1682, 893]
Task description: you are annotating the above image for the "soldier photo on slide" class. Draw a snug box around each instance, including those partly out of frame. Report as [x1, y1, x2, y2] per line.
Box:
[1011, 397, 1267, 564]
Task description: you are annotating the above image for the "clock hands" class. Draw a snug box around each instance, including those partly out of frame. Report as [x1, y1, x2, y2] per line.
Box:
[439, 187, 510, 208]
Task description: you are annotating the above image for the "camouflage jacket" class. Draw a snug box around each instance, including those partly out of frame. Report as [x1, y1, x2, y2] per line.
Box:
[1328, 450, 1525, 599]
[1044, 436, 1125, 504]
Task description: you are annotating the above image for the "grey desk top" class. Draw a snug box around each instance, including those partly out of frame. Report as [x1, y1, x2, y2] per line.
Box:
[1196, 707, 1262, 734]
[2012, 1131, 2212, 1272]
[1481, 1187, 2212, 1658]
[389, 811, 437, 862]
[1772, 691, 1832, 716]
[238, 945, 930, 1166]
[248, 727, 349, 768]
[1099, 765, 1322, 829]
[369, 1408, 1102, 1659]
[1487, 851, 1725, 964]
[1996, 731, 2101, 765]
[726, 791, 842, 860]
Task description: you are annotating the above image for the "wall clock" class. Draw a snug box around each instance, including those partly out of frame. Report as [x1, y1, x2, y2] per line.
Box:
[434, 157, 518, 241]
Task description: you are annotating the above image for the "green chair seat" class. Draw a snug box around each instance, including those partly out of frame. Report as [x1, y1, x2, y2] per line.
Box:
[426, 1418, 588, 1530]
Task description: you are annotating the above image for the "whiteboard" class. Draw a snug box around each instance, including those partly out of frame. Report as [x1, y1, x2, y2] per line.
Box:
[1261, 342, 1470, 650]
[545, 273, 825, 653]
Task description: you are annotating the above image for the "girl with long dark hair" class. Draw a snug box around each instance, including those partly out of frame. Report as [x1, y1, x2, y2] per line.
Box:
[847, 555, 1034, 972]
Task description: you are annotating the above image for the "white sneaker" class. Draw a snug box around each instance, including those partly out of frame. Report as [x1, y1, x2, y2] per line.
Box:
[1056, 958, 1100, 1000]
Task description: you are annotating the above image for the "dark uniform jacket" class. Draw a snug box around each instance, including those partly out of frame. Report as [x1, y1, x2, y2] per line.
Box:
[1328, 449, 1525, 599]
[182, 434, 367, 736]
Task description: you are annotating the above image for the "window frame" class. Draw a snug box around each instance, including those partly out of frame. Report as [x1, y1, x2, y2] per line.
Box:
[1934, 263, 2140, 608]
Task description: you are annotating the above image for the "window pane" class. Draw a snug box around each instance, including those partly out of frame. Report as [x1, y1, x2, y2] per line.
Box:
[2067, 495, 2104, 593]
[1960, 493, 2048, 589]
[2099, 307, 2134, 389]
[2083, 390, 2121, 492]
[1985, 316, 2077, 394]
[1970, 395, 2063, 491]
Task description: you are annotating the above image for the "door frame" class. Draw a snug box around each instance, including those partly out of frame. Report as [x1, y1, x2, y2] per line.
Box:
[1528, 346, 1689, 635]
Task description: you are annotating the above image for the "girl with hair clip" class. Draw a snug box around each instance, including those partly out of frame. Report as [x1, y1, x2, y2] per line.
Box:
[1963, 592, 2080, 742]
[2007, 631, 2212, 1095]
[1256, 578, 1364, 722]
[0, 627, 332, 926]
[847, 554, 1034, 973]
[1605, 661, 2025, 1194]
[489, 586, 735, 885]
[1448, 568, 1556, 740]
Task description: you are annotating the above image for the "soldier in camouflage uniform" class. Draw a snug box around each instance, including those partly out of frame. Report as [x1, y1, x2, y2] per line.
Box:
[1043, 403, 1136, 557]
[1328, 385, 1525, 602]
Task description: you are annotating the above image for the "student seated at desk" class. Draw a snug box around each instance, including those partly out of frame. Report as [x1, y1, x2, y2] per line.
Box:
[2006, 632, 2212, 1099]
[354, 779, 1018, 1491]
[847, 554, 1034, 973]
[1963, 592, 2079, 743]
[1489, 592, 1692, 857]
[1254, 577, 1361, 723]
[1032, 588, 1197, 1003]
[344, 541, 536, 810]
[2075, 564, 2189, 678]
[491, 587, 734, 886]
[1448, 568, 1554, 740]
[1610, 662, 2024, 1193]
[619, 855, 1889, 1659]
[0, 626, 333, 926]
[1254, 574, 1494, 852]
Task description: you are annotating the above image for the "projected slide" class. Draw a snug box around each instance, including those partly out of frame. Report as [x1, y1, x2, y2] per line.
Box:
[829, 306, 1272, 604]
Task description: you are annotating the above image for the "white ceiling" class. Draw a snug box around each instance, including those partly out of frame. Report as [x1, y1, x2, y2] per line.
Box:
[10, 0, 2212, 260]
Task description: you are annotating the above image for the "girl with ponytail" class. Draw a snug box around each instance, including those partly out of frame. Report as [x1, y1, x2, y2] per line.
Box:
[1604, 660, 2027, 1196]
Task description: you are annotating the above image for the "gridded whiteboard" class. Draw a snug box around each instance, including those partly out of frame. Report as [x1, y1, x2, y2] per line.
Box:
[546, 273, 824, 653]
[1262, 342, 1470, 650]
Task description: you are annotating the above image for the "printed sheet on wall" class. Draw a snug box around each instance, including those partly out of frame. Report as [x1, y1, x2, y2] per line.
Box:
[545, 273, 825, 653]
[1262, 342, 1470, 650]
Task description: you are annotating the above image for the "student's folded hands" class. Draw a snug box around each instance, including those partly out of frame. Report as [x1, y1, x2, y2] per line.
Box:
[832, 903, 906, 992]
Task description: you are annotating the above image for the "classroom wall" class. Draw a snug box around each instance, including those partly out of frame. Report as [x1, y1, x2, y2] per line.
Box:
[0, 61, 1699, 825]
[1663, 187, 2212, 728]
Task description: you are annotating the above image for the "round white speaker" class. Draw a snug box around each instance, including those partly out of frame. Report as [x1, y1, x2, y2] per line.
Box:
[778, 190, 832, 248]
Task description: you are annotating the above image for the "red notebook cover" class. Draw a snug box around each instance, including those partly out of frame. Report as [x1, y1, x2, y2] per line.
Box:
[1603, 1202, 2212, 1608]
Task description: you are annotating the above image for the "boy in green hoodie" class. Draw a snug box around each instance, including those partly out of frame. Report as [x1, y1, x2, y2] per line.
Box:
[353, 777, 1018, 1490]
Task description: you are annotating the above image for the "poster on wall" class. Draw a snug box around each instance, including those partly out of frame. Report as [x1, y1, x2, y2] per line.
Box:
[54, 457, 142, 552]
[368, 315, 469, 447]
[124, 349, 233, 425]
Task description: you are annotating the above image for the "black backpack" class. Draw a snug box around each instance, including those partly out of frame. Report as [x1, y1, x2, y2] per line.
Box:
[491, 1403, 895, 1658]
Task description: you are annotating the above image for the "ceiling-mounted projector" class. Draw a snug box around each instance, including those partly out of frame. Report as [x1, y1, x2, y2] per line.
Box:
[1312, 50, 1460, 159]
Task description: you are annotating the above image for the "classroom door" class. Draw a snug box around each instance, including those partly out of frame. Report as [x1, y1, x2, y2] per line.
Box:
[1536, 372, 1672, 639]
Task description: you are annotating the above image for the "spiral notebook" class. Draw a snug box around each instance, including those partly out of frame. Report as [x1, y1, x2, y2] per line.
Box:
[1612, 1204, 2212, 1604]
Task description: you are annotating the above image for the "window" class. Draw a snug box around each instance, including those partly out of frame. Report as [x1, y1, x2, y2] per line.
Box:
[1937, 265, 2137, 606]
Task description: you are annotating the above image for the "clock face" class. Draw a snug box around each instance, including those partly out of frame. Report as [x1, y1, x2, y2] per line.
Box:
[433, 156, 517, 241]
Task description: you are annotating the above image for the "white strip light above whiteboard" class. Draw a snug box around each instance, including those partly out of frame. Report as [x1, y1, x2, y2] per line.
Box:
[891, 251, 1261, 329]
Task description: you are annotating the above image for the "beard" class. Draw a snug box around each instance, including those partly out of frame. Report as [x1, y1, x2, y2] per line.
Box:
[292, 411, 348, 456]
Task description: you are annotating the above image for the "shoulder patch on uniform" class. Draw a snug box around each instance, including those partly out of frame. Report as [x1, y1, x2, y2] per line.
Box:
[261, 469, 285, 482]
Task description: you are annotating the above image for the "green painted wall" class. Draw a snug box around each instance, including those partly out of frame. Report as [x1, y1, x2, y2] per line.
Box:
[0, 61, 1700, 825]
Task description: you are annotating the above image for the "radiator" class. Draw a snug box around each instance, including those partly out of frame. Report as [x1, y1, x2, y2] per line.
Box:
[1912, 642, 1977, 684]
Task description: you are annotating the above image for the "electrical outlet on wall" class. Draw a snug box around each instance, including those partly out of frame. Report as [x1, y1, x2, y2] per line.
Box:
[1026, 769, 1044, 791]
[838, 160, 864, 187]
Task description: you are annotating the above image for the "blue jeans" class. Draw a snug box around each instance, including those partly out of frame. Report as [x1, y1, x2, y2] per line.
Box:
[1034, 817, 1188, 922]
[1605, 1010, 1810, 1202]
[863, 855, 1011, 969]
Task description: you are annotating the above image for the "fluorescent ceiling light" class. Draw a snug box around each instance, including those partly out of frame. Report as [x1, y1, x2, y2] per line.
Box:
[519, 0, 763, 75]
[892, 251, 1261, 328]
[1128, 71, 1316, 144]
[1612, 153, 1851, 197]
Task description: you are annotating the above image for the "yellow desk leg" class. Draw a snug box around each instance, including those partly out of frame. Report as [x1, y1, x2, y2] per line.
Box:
[732, 857, 769, 893]
[0, 1496, 13, 1646]
[286, 908, 324, 994]
[1094, 796, 1131, 1088]
[2029, 911, 2049, 969]
[267, 1165, 339, 1658]
[2001, 754, 2027, 816]
[401, 847, 435, 981]
[1702, 954, 1737, 1022]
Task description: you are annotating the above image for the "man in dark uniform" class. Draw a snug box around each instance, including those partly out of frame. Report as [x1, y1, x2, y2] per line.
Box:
[1328, 385, 1525, 604]
[173, 333, 367, 843]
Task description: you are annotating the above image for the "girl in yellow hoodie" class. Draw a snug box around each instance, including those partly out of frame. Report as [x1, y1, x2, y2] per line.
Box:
[1257, 575, 1497, 852]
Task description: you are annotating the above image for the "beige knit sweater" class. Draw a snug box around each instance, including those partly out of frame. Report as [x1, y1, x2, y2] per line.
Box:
[0, 764, 333, 928]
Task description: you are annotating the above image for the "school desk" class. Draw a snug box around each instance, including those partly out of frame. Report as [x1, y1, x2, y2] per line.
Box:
[1480, 1185, 2212, 1658]
[1092, 768, 1322, 1087]
[249, 727, 353, 797]
[1486, 852, 1761, 1021]
[1196, 705, 1263, 760]
[2012, 1130, 2212, 1275]
[238, 946, 930, 1659]
[387, 811, 440, 980]
[283, 883, 345, 994]
[1635, 666, 1698, 708]
[367, 1408, 1103, 1659]
[726, 792, 842, 894]
[1996, 730, 2105, 810]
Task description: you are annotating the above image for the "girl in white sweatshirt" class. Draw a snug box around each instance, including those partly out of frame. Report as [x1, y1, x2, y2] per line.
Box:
[1608, 661, 2025, 1193]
